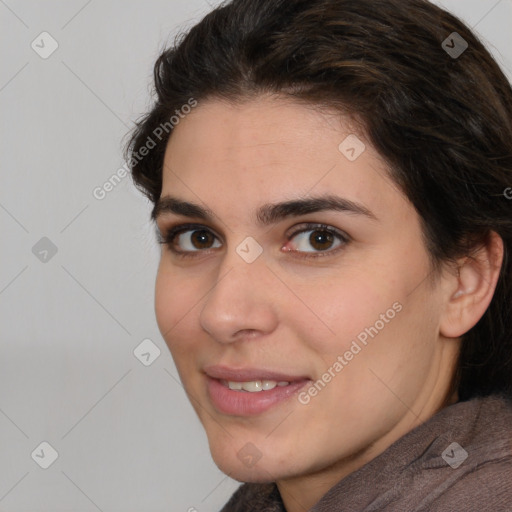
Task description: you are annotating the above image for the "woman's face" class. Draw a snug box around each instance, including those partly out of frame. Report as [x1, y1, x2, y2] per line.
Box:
[154, 96, 459, 486]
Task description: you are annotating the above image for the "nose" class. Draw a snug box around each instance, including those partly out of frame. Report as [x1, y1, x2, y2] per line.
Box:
[199, 254, 279, 344]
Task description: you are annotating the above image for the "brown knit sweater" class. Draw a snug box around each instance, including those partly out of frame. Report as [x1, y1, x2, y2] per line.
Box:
[220, 394, 512, 511]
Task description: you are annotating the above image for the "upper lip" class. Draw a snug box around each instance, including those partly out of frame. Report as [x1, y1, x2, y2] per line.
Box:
[203, 365, 309, 382]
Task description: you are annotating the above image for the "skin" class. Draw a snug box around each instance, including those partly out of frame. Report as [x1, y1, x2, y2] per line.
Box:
[153, 95, 502, 511]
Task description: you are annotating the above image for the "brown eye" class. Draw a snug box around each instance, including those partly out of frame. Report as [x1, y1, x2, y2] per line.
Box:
[309, 230, 335, 251]
[173, 228, 222, 252]
[285, 224, 348, 255]
[190, 230, 216, 249]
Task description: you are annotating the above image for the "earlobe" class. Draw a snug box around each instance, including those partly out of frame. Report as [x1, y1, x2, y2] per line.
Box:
[440, 232, 504, 339]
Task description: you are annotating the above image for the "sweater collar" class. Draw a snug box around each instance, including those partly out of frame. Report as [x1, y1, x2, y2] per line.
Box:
[221, 395, 512, 512]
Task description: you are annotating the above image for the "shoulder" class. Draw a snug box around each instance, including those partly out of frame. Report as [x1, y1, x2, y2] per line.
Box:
[418, 394, 512, 511]
[426, 457, 512, 512]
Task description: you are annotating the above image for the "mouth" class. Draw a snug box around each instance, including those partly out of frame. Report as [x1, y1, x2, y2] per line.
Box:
[204, 365, 311, 416]
[220, 379, 292, 392]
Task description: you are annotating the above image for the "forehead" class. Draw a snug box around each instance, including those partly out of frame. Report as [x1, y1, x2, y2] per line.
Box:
[165, 96, 358, 170]
[161, 96, 407, 222]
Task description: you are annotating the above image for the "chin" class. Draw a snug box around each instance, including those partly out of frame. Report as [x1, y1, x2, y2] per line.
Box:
[208, 439, 293, 483]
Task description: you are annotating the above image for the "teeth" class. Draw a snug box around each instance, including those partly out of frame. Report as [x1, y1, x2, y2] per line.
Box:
[225, 380, 291, 392]
[262, 380, 277, 391]
[242, 381, 263, 392]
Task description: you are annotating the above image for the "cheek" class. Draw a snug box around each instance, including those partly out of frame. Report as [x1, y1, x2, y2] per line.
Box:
[313, 280, 439, 413]
[154, 265, 202, 355]
[288, 269, 399, 356]
[292, 260, 437, 392]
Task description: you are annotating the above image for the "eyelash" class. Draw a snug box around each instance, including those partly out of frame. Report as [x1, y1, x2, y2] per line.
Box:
[157, 223, 350, 259]
[157, 223, 219, 259]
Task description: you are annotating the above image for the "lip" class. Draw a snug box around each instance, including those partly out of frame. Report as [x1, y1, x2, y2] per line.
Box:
[203, 365, 311, 416]
[203, 365, 308, 382]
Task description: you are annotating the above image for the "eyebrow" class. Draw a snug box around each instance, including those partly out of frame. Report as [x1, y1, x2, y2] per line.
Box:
[152, 194, 377, 224]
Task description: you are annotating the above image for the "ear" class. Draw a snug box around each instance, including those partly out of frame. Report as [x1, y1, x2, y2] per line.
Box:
[440, 231, 504, 338]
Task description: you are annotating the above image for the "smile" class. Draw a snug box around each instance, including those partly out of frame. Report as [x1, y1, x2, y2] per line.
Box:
[206, 376, 310, 416]
[222, 380, 291, 392]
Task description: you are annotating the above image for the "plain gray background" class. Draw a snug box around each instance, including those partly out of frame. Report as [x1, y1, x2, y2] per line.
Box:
[1, 1, 511, 511]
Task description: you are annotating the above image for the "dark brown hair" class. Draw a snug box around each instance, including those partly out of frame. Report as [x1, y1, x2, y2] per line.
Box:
[126, 0, 512, 400]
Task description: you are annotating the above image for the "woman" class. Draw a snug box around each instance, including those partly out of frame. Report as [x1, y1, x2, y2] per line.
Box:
[126, 0, 512, 510]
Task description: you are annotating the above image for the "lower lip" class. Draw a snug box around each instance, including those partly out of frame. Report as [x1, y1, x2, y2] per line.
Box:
[206, 377, 309, 416]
